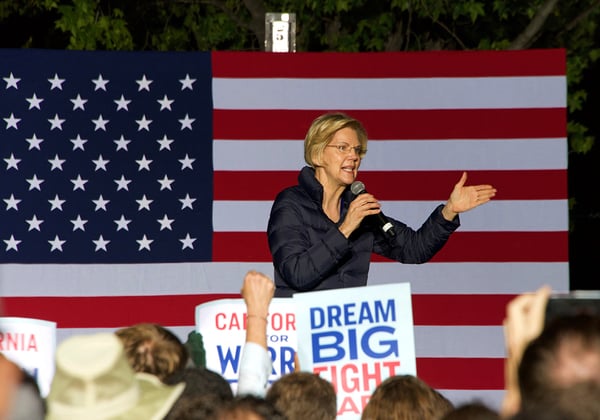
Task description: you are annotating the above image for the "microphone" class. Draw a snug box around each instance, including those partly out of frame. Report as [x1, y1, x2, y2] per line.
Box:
[350, 181, 396, 238]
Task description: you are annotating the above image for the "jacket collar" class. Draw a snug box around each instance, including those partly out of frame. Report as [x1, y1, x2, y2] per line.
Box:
[298, 166, 354, 218]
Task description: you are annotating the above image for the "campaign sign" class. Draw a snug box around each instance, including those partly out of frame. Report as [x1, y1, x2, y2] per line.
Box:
[195, 298, 297, 391]
[293, 283, 416, 420]
[0, 317, 57, 397]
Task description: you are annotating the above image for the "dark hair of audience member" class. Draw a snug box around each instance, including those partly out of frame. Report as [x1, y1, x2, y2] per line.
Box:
[361, 374, 454, 420]
[517, 313, 600, 410]
[440, 401, 499, 420]
[510, 381, 600, 420]
[115, 322, 190, 382]
[163, 366, 235, 420]
[266, 371, 336, 420]
[0, 351, 47, 420]
[164, 392, 230, 420]
[214, 394, 286, 420]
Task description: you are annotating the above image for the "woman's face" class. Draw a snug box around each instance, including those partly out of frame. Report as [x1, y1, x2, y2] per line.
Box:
[316, 127, 362, 188]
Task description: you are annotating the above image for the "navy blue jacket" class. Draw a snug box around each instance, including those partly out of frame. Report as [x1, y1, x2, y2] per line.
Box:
[267, 166, 460, 297]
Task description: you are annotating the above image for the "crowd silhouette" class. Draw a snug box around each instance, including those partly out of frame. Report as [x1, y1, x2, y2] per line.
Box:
[1, 273, 598, 419]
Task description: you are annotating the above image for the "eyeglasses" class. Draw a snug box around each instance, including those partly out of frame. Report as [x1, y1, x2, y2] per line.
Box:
[326, 144, 366, 156]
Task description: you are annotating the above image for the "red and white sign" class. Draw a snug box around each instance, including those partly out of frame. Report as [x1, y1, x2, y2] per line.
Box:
[0, 317, 56, 397]
[294, 283, 415, 419]
[195, 298, 297, 391]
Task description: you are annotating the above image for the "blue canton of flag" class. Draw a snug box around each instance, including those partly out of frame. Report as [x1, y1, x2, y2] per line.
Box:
[0, 50, 214, 263]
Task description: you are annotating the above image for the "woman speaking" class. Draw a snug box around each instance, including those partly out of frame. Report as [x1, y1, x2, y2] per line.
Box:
[267, 112, 496, 297]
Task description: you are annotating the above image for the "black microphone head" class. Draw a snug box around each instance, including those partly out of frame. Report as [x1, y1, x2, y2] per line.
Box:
[350, 181, 366, 195]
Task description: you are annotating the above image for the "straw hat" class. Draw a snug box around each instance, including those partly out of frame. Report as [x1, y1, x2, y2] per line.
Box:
[46, 332, 185, 420]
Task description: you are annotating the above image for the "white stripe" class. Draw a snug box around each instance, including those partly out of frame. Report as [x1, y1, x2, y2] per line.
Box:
[362, 138, 567, 170]
[415, 326, 505, 358]
[213, 139, 567, 171]
[385, 200, 568, 232]
[368, 262, 569, 294]
[0, 262, 273, 297]
[213, 200, 568, 232]
[213, 77, 566, 110]
[0, 262, 568, 296]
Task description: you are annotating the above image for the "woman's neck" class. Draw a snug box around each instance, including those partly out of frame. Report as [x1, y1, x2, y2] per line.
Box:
[321, 184, 345, 223]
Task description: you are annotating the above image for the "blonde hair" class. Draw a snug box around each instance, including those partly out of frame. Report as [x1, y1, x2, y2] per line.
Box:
[304, 112, 368, 167]
[361, 375, 453, 420]
[115, 323, 189, 382]
[266, 372, 337, 420]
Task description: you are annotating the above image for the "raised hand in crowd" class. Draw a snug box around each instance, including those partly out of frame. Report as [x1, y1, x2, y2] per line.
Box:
[501, 285, 552, 417]
[241, 270, 275, 349]
[237, 270, 276, 397]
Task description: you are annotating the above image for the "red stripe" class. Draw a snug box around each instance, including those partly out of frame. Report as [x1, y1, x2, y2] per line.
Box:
[213, 109, 566, 140]
[428, 231, 568, 263]
[0, 294, 513, 328]
[412, 294, 515, 326]
[1, 294, 240, 329]
[212, 231, 568, 263]
[213, 50, 565, 78]
[417, 358, 504, 390]
[214, 169, 567, 200]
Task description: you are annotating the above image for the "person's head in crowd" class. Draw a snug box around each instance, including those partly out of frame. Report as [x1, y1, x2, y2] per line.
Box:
[361, 374, 454, 420]
[165, 392, 230, 420]
[510, 381, 600, 420]
[214, 394, 286, 420]
[115, 322, 189, 382]
[265, 371, 337, 420]
[163, 366, 234, 420]
[45, 332, 184, 420]
[0, 353, 46, 420]
[517, 312, 600, 410]
[8, 367, 46, 420]
[440, 401, 499, 420]
[0, 352, 24, 419]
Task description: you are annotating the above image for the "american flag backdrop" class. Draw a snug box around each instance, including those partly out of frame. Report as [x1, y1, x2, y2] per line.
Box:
[0, 49, 568, 408]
